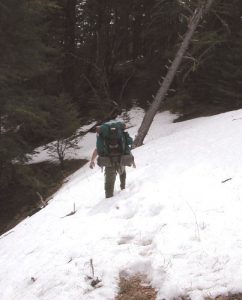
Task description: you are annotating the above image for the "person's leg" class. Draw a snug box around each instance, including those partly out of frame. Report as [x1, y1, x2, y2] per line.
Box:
[119, 166, 126, 190]
[105, 166, 116, 198]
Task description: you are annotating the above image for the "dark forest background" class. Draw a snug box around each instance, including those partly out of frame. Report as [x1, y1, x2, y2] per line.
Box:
[1, 0, 242, 233]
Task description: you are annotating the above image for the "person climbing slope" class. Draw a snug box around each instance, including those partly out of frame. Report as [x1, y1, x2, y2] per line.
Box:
[89, 121, 135, 198]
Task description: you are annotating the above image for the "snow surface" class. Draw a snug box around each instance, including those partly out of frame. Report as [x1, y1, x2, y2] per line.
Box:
[1, 108, 242, 300]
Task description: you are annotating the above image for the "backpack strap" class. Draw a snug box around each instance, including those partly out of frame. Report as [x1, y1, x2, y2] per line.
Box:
[96, 132, 108, 156]
[123, 132, 133, 154]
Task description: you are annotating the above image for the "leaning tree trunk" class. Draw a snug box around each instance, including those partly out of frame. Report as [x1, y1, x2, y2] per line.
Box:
[133, 0, 216, 148]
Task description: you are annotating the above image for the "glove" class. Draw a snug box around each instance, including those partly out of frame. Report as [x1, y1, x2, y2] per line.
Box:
[89, 161, 95, 169]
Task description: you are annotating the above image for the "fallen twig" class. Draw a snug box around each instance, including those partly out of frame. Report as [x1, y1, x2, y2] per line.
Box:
[221, 178, 232, 183]
[36, 192, 47, 207]
[0, 230, 14, 240]
[85, 259, 102, 288]
[61, 203, 77, 218]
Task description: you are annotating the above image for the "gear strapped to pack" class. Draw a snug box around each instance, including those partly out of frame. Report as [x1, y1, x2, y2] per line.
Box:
[96, 121, 134, 167]
[105, 126, 123, 156]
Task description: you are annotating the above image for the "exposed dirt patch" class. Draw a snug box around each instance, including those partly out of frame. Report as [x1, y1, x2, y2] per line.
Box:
[116, 275, 157, 300]
[116, 278, 242, 300]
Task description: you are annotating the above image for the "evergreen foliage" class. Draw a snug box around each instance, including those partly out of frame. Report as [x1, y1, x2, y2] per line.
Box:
[0, 0, 79, 194]
[167, 0, 242, 117]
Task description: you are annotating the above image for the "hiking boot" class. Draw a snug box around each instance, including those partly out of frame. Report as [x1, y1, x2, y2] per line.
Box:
[106, 194, 113, 198]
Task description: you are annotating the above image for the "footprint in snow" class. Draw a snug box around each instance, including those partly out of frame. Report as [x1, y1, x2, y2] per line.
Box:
[87, 197, 119, 215]
[148, 204, 164, 216]
[118, 235, 153, 247]
[118, 235, 134, 245]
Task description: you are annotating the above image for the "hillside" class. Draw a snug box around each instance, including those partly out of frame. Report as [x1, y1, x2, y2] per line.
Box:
[1, 108, 242, 300]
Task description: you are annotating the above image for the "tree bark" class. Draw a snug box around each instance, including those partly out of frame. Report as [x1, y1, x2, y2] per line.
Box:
[63, 0, 77, 97]
[133, 0, 216, 148]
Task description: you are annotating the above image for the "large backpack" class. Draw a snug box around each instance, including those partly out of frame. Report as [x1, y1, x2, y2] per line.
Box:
[96, 121, 134, 167]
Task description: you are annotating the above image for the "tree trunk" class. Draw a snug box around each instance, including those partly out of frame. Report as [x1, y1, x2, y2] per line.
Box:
[63, 0, 77, 97]
[95, 0, 109, 70]
[132, 13, 142, 60]
[133, 0, 216, 148]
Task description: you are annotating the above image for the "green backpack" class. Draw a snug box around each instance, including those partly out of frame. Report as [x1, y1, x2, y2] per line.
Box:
[96, 121, 133, 157]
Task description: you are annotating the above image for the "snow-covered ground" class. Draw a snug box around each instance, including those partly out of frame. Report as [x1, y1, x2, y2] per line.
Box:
[1, 108, 242, 300]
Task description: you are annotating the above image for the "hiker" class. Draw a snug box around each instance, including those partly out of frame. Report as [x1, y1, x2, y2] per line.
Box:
[89, 122, 135, 198]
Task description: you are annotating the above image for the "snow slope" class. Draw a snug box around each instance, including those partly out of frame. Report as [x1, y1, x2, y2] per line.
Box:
[1, 108, 242, 300]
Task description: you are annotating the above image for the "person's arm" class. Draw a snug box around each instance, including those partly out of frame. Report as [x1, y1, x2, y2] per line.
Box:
[89, 148, 97, 169]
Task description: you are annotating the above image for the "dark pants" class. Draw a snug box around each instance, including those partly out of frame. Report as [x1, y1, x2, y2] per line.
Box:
[105, 164, 126, 198]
